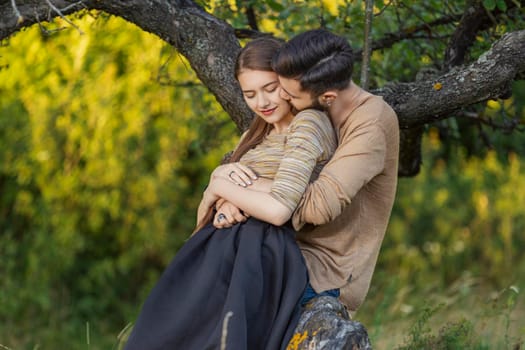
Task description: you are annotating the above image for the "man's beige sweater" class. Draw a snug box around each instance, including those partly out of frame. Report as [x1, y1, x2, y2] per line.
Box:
[292, 83, 399, 312]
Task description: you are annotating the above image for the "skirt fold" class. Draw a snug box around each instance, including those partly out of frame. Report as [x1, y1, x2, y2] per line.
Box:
[124, 218, 308, 350]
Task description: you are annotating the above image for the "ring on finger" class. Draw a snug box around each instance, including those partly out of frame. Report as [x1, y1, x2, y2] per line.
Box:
[229, 170, 235, 179]
[217, 213, 227, 222]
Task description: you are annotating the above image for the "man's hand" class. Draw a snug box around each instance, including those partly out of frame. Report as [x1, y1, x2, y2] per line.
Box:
[214, 200, 249, 228]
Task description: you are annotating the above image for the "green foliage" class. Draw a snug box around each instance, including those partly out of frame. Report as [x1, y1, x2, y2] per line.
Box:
[483, 0, 509, 11]
[365, 282, 523, 350]
[0, 14, 238, 349]
[381, 130, 525, 288]
[359, 132, 525, 349]
[397, 309, 484, 350]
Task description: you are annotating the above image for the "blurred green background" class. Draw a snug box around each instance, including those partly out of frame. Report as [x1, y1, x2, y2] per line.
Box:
[1, 1, 524, 349]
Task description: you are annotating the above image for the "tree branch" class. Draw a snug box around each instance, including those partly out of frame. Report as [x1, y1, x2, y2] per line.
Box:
[398, 126, 424, 177]
[443, 0, 520, 71]
[44, 0, 83, 34]
[444, 1, 485, 70]
[458, 110, 525, 133]
[0, 1, 524, 176]
[242, 1, 258, 31]
[376, 29, 525, 128]
[365, 14, 462, 53]
[360, 0, 374, 90]
[10, 0, 23, 24]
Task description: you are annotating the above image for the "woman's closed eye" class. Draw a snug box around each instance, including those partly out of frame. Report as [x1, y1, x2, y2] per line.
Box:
[265, 82, 279, 93]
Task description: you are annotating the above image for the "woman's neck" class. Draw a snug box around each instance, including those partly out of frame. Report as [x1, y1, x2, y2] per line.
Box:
[270, 113, 294, 134]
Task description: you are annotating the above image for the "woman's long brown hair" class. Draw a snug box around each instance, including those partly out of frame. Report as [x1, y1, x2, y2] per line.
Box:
[193, 36, 284, 233]
[229, 36, 284, 162]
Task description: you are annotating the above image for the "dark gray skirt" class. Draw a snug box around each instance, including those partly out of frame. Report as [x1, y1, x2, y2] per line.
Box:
[124, 217, 308, 350]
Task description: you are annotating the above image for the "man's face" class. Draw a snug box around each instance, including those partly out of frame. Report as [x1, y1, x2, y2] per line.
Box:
[277, 76, 321, 112]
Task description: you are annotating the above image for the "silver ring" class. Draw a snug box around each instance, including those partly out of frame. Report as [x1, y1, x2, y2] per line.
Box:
[217, 213, 227, 222]
[229, 170, 235, 178]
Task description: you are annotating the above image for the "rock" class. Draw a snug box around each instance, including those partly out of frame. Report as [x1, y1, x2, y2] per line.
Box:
[287, 296, 372, 350]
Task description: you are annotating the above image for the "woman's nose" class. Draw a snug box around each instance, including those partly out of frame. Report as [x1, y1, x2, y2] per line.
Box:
[257, 94, 270, 108]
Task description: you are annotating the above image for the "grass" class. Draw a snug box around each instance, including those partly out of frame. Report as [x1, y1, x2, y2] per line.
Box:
[1, 273, 523, 349]
[358, 274, 525, 349]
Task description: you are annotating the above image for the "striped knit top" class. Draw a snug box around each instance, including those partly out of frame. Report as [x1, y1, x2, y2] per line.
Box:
[239, 109, 336, 212]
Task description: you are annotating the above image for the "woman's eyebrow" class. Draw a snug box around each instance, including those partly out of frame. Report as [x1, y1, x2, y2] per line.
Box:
[263, 80, 279, 88]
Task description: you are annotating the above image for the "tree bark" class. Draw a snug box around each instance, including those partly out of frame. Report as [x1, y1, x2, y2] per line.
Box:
[375, 29, 525, 128]
[360, 0, 374, 90]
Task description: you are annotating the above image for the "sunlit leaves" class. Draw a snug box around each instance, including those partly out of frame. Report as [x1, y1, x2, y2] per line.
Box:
[0, 14, 239, 347]
[384, 132, 525, 289]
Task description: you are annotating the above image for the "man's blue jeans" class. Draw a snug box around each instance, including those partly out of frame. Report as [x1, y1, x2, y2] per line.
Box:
[300, 282, 340, 306]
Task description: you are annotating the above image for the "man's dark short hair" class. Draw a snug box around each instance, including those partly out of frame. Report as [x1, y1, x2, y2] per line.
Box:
[272, 29, 354, 98]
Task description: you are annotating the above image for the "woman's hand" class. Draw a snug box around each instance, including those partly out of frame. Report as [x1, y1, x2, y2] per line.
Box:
[214, 200, 249, 228]
[195, 187, 218, 226]
[196, 199, 211, 228]
[212, 162, 258, 187]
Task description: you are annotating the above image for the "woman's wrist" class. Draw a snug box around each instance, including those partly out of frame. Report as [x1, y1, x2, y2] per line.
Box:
[203, 186, 218, 207]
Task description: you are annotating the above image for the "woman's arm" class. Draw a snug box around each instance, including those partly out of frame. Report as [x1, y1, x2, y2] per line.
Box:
[196, 163, 274, 229]
[206, 109, 335, 227]
[210, 177, 274, 228]
[205, 176, 292, 226]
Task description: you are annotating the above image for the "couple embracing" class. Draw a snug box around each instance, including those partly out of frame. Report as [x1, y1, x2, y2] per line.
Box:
[124, 29, 399, 350]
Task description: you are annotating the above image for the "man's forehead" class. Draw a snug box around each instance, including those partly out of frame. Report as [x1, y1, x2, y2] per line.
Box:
[278, 77, 302, 97]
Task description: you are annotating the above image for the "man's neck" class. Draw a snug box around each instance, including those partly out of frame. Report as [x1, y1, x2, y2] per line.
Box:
[329, 81, 366, 129]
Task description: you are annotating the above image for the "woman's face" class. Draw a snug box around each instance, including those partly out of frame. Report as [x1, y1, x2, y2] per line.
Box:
[237, 69, 293, 128]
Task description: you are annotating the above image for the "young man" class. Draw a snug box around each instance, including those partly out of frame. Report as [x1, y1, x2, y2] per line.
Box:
[214, 29, 399, 313]
[271, 29, 399, 312]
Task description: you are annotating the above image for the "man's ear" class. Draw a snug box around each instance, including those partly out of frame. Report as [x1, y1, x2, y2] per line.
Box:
[319, 91, 338, 106]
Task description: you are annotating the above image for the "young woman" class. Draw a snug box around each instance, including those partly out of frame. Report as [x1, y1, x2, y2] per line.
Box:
[124, 37, 336, 350]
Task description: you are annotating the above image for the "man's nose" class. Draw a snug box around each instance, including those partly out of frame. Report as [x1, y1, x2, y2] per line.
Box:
[279, 88, 290, 100]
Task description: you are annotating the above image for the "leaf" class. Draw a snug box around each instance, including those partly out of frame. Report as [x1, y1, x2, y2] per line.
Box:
[265, 0, 285, 12]
[278, 8, 292, 20]
[482, 0, 496, 10]
[496, 0, 507, 11]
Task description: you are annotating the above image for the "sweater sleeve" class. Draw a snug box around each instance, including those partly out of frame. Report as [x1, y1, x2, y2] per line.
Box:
[270, 109, 336, 212]
[292, 116, 387, 230]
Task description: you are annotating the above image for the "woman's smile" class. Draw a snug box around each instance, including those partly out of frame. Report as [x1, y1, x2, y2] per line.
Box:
[260, 107, 277, 116]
